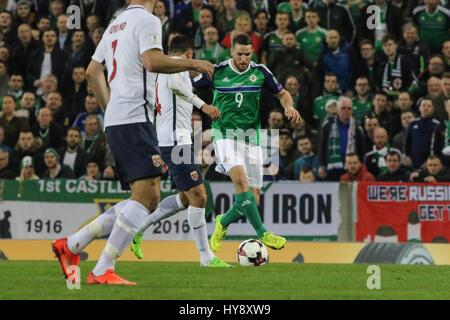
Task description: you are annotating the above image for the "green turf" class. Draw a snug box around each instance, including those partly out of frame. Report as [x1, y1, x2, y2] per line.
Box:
[1, 261, 450, 300]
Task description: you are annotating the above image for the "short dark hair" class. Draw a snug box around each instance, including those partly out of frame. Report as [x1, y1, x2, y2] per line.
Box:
[382, 33, 397, 44]
[67, 126, 81, 135]
[386, 151, 401, 161]
[232, 33, 253, 47]
[359, 39, 374, 49]
[253, 9, 268, 19]
[301, 166, 314, 174]
[169, 35, 194, 54]
[305, 8, 319, 16]
[345, 152, 360, 161]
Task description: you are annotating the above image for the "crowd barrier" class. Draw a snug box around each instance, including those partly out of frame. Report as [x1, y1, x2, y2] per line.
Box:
[1, 179, 449, 265]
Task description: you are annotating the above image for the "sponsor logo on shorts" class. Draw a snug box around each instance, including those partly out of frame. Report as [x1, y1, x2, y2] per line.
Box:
[190, 171, 199, 181]
[152, 155, 161, 167]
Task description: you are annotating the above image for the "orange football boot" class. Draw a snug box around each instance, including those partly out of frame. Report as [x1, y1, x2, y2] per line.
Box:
[87, 269, 136, 286]
[51, 238, 80, 280]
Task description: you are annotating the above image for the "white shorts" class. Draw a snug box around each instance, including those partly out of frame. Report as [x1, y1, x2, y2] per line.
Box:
[214, 139, 263, 189]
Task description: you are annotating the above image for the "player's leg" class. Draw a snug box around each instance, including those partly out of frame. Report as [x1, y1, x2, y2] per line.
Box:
[131, 192, 188, 259]
[183, 184, 229, 267]
[88, 177, 160, 285]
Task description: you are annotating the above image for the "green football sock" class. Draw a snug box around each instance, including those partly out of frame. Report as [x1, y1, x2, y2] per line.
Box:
[221, 190, 266, 238]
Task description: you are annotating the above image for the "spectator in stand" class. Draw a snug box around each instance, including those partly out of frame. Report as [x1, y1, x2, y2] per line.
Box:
[295, 9, 327, 66]
[31, 107, 64, 150]
[277, 0, 307, 32]
[209, 0, 224, 17]
[72, 94, 104, 136]
[293, 136, 320, 180]
[238, 0, 277, 24]
[86, 14, 101, 42]
[299, 166, 316, 182]
[196, 26, 224, 64]
[91, 27, 104, 48]
[11, 24, 40, 87]
[284, 76, 302, 114]
[81, 114, 114, 172]
[19, 91, 38, 126]
[41, 147, 75, 179]
[405, 98, 441, 169]
[410, 155, 450, 182]
[412, 0, 450, 54]
[362, 114, 380, 150]
[432, 73, 450, 122]
[0, 125, 13, 159]
[57, 127, 89, 178]
[13, 129, 44, 175]
[357, 39, 382, 90]
[154, 1, 171, 46]
[357, 0, 403, 52]
[314, 0, 355, 44]
[0, 95, 29, 148]
[65, 29, 94, 71]
[260, 11, 291, 65]
[397, 22, 430, 75]
[220, 13, 262, 56]
[67, 0, 109, 28]
[175, 0, 214, 40]
[377, 34, 416, 98]
[340, 152, 375, 182]
[372, 90, 401, 137]
[352, 76, 373, 121]
[78, 159, 102, 181]
[289, 120, 319, 151]
[394, 91, 414, 112]
[267, 31, 314, 86]
[363, 127, 403, 177]
[27, 29, 66, 95]
[16, 155, 39, 181]
[36, 16, 51, 36]
[267, 108, 285, 134]
[377, 150, 411, 182]
[443, 40, 450, 70]
[0, 60, 9, 96]
[216, 0, 247, 36]
[253, 9, 270, 39]
[392, 109, 416, 154]
[56, 14, 70, 51]
[14, 0, 36, 27]
[432, 99, 450, 168]
[45, 91, 70, 130]
[277, 128, 297, 180]
[62, 65, 88, 123]
[415, 54, 447, 99]
[313, 72, 341, 125]
[317, 29, 358, 95]
[0, 10, 17, 47]
[5, 73, 24, 101]
[0, 148, 14, 179]
[192, 8, 214, 50]
[47, 0, 65, 28]
[318, 96, 366, 181]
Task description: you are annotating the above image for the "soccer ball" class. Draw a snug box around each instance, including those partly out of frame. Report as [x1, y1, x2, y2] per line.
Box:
[237, 239, 268, 267]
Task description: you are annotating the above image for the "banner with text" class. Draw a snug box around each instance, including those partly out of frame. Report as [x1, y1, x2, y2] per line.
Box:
[356, 182, 450, 243]
[0, 180, 341, 241]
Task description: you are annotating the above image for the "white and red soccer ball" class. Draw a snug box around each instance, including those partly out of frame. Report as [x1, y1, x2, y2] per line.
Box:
[237, 239, 269, 267]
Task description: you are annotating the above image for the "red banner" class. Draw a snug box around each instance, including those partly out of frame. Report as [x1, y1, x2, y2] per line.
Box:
[356, 182, 450, 243]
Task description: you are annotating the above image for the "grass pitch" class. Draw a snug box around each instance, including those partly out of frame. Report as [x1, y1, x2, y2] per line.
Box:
[1, 261, 450, 300]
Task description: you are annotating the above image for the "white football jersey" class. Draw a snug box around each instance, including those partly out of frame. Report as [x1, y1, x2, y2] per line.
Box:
[92, 5, 162, 128]
[153, 57, 205, 147]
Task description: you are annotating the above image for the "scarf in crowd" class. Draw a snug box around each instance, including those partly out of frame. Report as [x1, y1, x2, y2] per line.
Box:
[82, 132, 101, 154]
[327, 117, 356, 170]
[373, 144, 390, 175]
[382, 55, 403, 91]
[442, 120, 450, 156]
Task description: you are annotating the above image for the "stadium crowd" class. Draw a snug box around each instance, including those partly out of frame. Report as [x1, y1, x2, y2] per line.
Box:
[0, 0, 449, 184]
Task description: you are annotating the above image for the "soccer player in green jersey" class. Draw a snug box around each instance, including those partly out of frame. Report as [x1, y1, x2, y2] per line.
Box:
[195, 33, 303, 251]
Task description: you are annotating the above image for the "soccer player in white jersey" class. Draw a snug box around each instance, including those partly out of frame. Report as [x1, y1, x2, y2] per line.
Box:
[51, 0, 214, 286]
[129, 35, 229, 267]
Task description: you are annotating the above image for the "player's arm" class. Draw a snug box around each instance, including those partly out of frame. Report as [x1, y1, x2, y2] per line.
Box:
[167, 73, 220, 121]
[275, 89, 303, 125]
[142, 49, 214, 80]
[86, 59, 110, 112]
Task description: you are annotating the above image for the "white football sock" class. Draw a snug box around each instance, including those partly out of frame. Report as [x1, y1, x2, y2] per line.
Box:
[92, 200, 149, 276]
[187, 205, 214, 266]
[67, 199, 130, 254]
[136, 194, 185, 234]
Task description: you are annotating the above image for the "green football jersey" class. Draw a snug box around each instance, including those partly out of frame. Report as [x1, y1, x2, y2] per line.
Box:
[313, 92, 339, 120]
[352, 97, 372, 121]
[210, 60, 283, 145]
[413, 6, 450, 52]
[295, 27, 327, 63]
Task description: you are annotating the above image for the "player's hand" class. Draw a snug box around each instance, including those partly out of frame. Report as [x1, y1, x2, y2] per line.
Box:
[191, 59, 214, 80]
[201, 104, 221, 121]
[285, 107, 303, 125]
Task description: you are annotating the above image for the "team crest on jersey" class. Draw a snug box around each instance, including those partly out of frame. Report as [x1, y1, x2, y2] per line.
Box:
[190, 171, 199, 181]
[249, 74, 258, 83]
[393, 78, 402, 90]
[152, 155, 161, 167]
